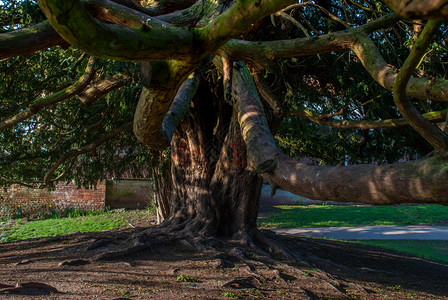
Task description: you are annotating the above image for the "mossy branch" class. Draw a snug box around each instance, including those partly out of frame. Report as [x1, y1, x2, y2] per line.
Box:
[393, 19, 448, 151]
[222, 14, 448, 102]
[287, 107, 448, 129]
[0, 21, 66, 60]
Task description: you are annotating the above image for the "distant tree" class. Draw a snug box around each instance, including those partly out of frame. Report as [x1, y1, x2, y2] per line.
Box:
[1, 0, 448, 252]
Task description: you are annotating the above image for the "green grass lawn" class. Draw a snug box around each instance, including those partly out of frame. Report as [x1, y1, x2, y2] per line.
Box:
[357, 240, 448, 265]
[258, 203, 448, 265]
[0, 210, 152, 243]
[2, 204, 448, 265]
[258, 204, 448, 229]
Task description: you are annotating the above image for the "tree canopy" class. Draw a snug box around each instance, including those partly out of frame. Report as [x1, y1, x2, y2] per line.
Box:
[1, 0, 448, 204]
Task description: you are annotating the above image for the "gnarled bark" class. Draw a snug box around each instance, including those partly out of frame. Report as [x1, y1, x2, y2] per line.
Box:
[152, 85, 262, 240]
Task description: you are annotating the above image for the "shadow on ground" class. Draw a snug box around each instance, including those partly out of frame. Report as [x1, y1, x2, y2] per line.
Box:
[1, 228, 448, 299]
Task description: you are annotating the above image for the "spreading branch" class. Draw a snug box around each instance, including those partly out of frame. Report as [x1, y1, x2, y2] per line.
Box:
[77, 73, 131, 106]
[36, 0, 198, 62]
[221, 14, 448, 102]
[393, 19, 448, 151]
[232, 61, 448, 204]
[37, 0, 296, 62]
[0, 58, 97, 131]
[287, 107, 448, 129]
[0, 21, 66, 60]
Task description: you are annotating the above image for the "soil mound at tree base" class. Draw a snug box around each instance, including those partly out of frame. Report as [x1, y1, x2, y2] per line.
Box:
[0, 228, 447, 299]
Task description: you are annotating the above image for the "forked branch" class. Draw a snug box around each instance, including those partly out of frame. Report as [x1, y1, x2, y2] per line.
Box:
[221, 14, 448, 102]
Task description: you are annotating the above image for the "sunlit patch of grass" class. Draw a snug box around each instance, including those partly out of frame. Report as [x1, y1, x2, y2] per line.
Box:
[258, 204, 448, 229]
[0, 210, 152, 243]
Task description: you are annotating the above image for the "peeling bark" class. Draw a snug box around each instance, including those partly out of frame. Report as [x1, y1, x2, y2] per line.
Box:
[157, 88, 262, 239]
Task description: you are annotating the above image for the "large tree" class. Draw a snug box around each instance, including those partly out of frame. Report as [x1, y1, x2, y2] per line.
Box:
[1, 0, 448, 256]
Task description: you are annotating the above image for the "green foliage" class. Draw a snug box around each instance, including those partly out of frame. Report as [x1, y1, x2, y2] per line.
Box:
[258, 204, 448, 229]
[2, 0, 448, 190]
[0, 0, 45, 32]
[0, 48, 158, 187]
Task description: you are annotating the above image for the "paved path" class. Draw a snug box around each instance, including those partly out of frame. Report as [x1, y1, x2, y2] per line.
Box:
[273, 226, 448, 240]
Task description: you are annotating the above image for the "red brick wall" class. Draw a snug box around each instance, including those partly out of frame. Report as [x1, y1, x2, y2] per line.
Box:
[0, 180, 155, 219]
[0, 182, 105, 219]
[105, 179, 153, 209]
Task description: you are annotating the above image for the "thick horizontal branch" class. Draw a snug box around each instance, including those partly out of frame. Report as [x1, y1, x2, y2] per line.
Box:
[44, 121, 132, 186]
[233, 61, 448, 204]
[0, 58, 96, 131]
[37, 0, 199, 62]
[77, 73, 131, 105]
[287, 107, 448, 129]
[0, 21, 66, 60]
[383, 0, 448, 20]
[0, 0, 169, 60]
[37, 0, 296, 62]
[219, 14, 399, 68]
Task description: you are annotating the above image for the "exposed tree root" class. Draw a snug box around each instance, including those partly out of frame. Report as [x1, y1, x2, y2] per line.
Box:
[82, 223, 365, 298]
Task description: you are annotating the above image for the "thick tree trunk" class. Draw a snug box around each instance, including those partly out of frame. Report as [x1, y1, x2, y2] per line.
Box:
[157, 87, 262, 240]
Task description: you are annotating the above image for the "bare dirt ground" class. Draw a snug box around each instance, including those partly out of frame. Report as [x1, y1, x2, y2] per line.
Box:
[1, 213, 448, 300]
